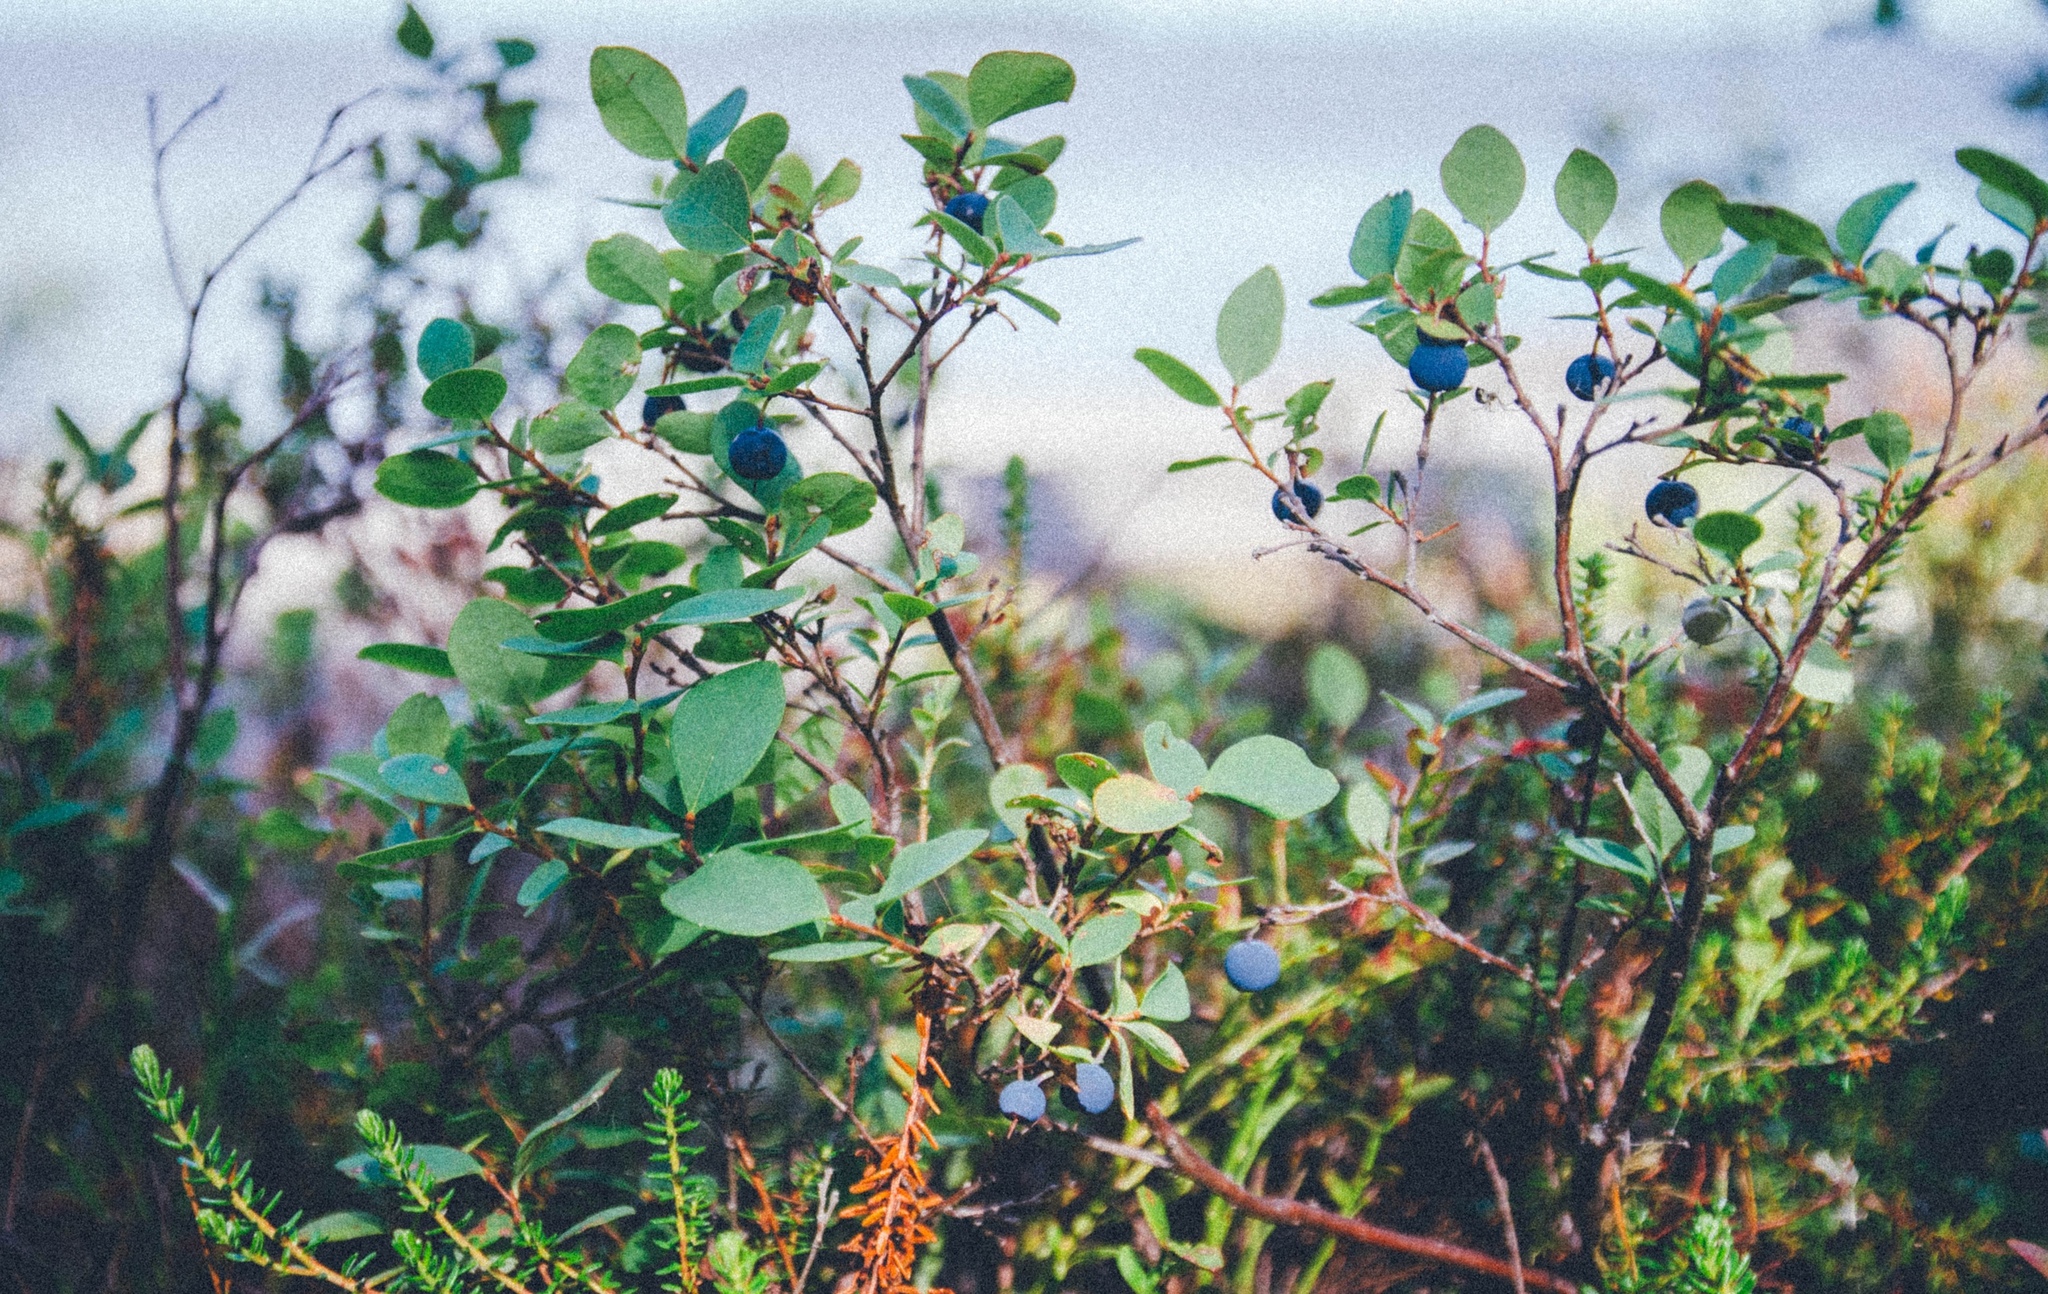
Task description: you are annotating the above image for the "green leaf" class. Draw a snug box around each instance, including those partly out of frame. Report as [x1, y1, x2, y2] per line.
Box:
[771, 941, 887, 962]
[781, 472, 876, 535]
[1791, 643, 1855, 706]
[375, 450, 479, 509]
[586, 234, 671, 306]
[1069, 912, 1141, 967]
[967, 52, 1075, 128]
[1054, 752, 1116, 796]
[530, 400, 611, 456]
[1133, 349, 1220, 407]
[816, 158, 862, 210]
[729, 305, 784, 375]
[1139, 963, 1190, 1022]
[1331, 474, 1379, 502]
[447, 597, 547, 705]
[1345, 781, 1391, 851]
[1140, 721, 1206, 798]
[1694, 511, 1764, 564]
[1200, 736, 1339, 820]
[687, 86, 747, 164]
[1562, 834, 1655, 882]
[517, 859, 568, 910]
[875, 828, 988, 905]
[663, 848, 829, 936]
[903, 75, 971, 139]
[1711, 825, 1756, 856]
[1215, 265, 1284, 386]
[927, 210, 996, 265]
[1350, 191, 1414, 280]
[421, 368, 507, 422]
[1439, 125, 1524, 234]
[994, 194, 1057, 256]
[1712, 239, 1777, 301]
[1835, 182, 1916, 263]
[590, 46, 690, 161]
[723, 113, 789, 191]
[395, 4, 433, 58]
[520, 1069, 621, 1170]
[563, 324, 642, 410]
[349, 831, 470, 869]
[299, 1210, 384, 1245]
[1720, 203, 1831, 263]
[538, 818, 679, 850]
[411, 1146, 483, 1185]
[359, 642, 456, 678]
[649, 586, 804, 628]
[590, 492, 678, 537]
[1123, 1020, 1187, 1070]
[1956, 147, 2048, 226]
[379, 753, 470, 806]
[1661, 180, 1727, 271]
[386, 693, 451, 758]
[669, 662, 786, 812]
[663, 160, 753, 255]
[990, 763, 1048, 840]
[1093, 775, 1193, 835]
[417, 318, 473, 381]
[1978, 182, 2035, 236]
[1305, 644, 1370, 732]
[1443, 687, 1524, 726]
[1554, 148, 1617, 246]
[1855, 410, 1913, 472]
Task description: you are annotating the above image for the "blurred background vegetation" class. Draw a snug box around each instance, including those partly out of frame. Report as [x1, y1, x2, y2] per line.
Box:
[8, 3, 2048, 1291]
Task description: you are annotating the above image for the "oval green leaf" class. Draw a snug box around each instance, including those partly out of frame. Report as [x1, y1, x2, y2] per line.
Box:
[1554, 148, 1617, 246]
[1693, 511, 1764, 564]
[375, 450, 479, 510]
[662, 847, 829, 936]
[1216, 265, 1284, 387]
[421, 367, 508, 423]
[590, 46, 690, 161]
[669, 662, 786, 813]
[1440, 125, 1525, 234]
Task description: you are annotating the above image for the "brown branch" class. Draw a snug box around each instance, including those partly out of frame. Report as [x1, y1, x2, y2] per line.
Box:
[1143, 1102, 1577, 1294]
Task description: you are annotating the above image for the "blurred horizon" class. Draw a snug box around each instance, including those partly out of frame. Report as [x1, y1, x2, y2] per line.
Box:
[6, 0, 2048, 590]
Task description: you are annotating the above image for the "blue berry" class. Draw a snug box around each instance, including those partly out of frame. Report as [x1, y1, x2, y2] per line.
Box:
[1565, 353, 1616, 401]
[1644, 479, 1700, 528]
[1223, 939, 1281, 992]
[1407, 339, 1469, 393]
[1271, 481, 1323, 523]
[1682, 597, 1732, 646]
[944, 192, 990, 234]
[1073, 1063, 1116, 1115]
[998, 1078, 1046, 1122]
[642, 393, 686, 428]
[1776, 416, 1822, 463]
[728, 425, 788, 482]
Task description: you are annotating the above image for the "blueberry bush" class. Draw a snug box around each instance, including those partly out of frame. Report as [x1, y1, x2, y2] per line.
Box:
[10, 8, 2048, 1292]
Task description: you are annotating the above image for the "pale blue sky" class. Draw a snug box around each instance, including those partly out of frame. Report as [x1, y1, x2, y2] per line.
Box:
[4, 0, 2046, 571]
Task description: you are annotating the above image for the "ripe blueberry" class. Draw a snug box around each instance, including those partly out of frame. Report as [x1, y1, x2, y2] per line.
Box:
[1565, 353, 1616, 401]
[728, 425, 788, 482]
[998, 1078, 1046, 1122]
[1644, 479, 1700, 528]
[1776, 416, 1822, 463]
[1682, 597, 1732, 646]
[1073, 1063, 1116, 1115]
[1407, 338, 1469, 393]
[1223, 939, 1281, 992]
[944, 192, 990, 234]
[1271, 481, 1324, 523]
[642, 393, 686, 428]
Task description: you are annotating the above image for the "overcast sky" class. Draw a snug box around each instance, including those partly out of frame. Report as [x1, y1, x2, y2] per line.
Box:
[5, 0, 2047, 576]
